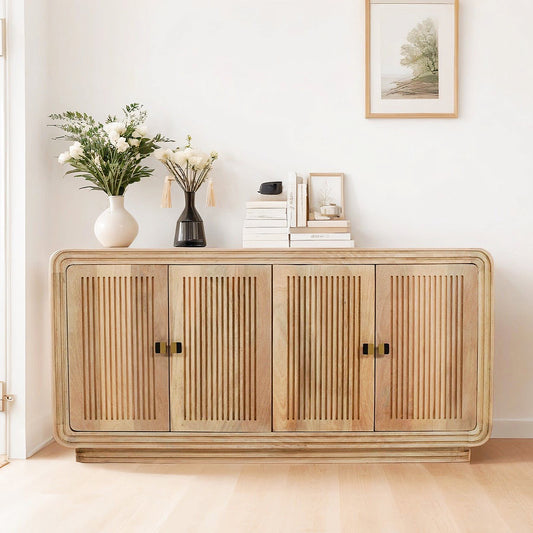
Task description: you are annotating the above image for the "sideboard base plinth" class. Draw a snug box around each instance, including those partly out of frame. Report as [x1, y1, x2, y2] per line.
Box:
[76, 447, 471, 464]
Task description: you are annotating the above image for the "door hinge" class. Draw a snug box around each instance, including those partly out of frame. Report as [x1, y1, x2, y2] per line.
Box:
[0, 381, 14, 412]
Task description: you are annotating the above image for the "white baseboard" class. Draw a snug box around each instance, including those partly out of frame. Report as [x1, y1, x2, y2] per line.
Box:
[26, 436, 54, 458]
[492, 419, 533, 438]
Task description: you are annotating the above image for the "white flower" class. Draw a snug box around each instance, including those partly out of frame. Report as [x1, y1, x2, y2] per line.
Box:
[69, 141, 84, 159]
[171, 150, 188, 167]
[188, 153, 209, 170]
[115, 137, 130, 153]
[153, 148, 173, 161]
[94, 153, 102, 169]
[132, 124, 148, 138]
[58, 151, 71, 164]
[103, 121, 126, 136]
[107, 130, 120, 143]
[128, 138, 140, 147]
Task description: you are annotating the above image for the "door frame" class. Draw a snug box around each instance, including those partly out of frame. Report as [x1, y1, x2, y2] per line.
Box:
[0, 2, 8, 460]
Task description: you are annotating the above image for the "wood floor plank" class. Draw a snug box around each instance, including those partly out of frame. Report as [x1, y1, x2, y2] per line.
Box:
[382, 463, 460, 533]
[213, 464, 290, 533]
[158, 464, 242, 533]
[1, 440, 533, 533]
[282, 464, 342, 533]
[338, 464, 401, 533]
[469, 441, 533, 532]
[429, 467, 512, 533]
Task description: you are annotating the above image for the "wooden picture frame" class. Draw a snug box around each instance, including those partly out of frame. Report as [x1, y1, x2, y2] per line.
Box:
[307, 173, 345, 221]
[365, 0, 459, 118]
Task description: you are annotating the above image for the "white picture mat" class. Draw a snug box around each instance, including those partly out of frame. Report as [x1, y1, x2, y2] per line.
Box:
[370, 2, 456, 114]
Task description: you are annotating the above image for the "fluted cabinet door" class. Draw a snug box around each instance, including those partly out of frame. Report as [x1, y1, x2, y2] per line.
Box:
[66, 265, 170, 431]
[169, 265, 271, 431]
[375, 265, 478, 431]
[273, 265, 375, 431]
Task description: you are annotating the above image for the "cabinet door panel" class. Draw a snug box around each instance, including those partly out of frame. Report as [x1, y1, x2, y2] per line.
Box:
[66, 265, 170, 431]
[273, 265, 375, 431]
[169, 265, 271, 431]
[375, 265, 478, 431]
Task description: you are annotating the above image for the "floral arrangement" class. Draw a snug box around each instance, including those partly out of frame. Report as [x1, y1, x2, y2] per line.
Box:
[154, 136, 218, 207]
[50, 103, 172, 196]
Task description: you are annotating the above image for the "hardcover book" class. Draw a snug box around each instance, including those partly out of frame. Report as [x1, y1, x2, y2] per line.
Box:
[243, 240, 290, 249]
[286, 172, 304, 228]
[243, 227, 289, 234]
[307, 219, 350, 228]
[246, 200, 288, 208]
[296, 183, 307, 227]
[289, 240, 355, 248]
[242, 233, 290, 241]
[246, 208, 287, 220]
[290, 232, 352, 241]
[243, 219, 289, 228]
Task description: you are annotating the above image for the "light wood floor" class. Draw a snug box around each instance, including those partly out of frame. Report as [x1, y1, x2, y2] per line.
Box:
[0, 440, 532, 533]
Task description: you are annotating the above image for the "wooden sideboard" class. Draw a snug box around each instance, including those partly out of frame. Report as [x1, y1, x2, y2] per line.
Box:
[51, 249, 493, 463]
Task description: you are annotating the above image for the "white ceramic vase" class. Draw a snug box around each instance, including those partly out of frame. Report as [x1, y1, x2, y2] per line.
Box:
[94, 195, 139, 248]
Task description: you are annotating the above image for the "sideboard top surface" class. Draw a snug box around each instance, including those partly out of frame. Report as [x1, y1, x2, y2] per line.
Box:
[51, 248, 493, 273]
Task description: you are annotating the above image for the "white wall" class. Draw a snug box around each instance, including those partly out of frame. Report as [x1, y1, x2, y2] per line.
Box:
[16, 0, 533, 453]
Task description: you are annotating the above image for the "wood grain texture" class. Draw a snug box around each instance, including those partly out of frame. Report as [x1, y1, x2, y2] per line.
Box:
[375, 264, 478, 431]
[169, 265, 272, 431]
[75, 447, 471, 463]
[5, 440, 533, 532]
[66, 265, 170, 431]
[51, 249, 493, 462]
[273, 266, 375, 431]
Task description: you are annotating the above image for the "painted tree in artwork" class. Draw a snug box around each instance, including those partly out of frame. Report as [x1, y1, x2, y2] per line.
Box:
[400, 18, 438, 78]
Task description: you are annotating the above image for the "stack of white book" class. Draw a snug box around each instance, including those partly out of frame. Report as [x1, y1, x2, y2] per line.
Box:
[242, 199, 289, 248]
[289, 220, 354, 248]
[286, 172, 355, 248]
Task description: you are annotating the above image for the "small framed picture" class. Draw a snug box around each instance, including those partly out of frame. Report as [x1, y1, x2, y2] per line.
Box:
[308, 173, 345, 221]
[366, 0, 458, 118]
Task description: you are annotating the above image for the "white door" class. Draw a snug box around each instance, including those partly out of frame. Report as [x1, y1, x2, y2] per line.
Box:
[0, 1, 8, 461]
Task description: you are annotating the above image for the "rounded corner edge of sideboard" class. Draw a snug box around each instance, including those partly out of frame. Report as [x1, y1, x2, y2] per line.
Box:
[469, 249, 494, 273]
[53, 424, 79, 449]
[49, 249, 77, 274]
[469, 420, 493, 448]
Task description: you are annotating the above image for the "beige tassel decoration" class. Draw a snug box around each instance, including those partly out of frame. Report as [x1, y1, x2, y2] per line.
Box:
[206, 176, 216, 207]
[161, 176, 173, 208]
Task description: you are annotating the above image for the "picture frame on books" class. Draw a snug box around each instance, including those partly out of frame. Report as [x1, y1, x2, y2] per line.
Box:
[308, 173, 345, 221]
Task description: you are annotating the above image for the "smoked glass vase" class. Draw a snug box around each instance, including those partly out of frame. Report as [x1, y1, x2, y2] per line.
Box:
[174, 191, 206, 247]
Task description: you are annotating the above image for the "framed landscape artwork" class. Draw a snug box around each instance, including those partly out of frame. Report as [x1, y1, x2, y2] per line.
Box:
[366, 0, 458, 118]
